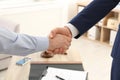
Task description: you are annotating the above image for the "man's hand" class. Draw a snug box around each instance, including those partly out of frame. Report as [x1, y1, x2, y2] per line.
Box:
[48, 26, 72, 54]
[49, 27, 72, 39]
[48, 34, 71, 52]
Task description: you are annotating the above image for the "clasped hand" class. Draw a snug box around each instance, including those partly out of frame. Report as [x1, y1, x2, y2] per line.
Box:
[47, 27, 72, 54]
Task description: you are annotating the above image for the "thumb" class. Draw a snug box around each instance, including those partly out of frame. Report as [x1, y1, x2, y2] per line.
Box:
[49, 30, 56, 39]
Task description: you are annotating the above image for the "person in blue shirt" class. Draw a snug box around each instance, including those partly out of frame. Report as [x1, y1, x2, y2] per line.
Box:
[0, 26, 71, 56]
[49, 0, 120, 80]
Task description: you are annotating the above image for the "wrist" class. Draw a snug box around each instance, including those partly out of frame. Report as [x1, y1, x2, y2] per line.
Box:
[64, 26, 72, 38]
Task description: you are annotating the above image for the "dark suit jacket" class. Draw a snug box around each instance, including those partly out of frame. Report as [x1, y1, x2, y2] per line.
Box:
[69, 0, 120, 58]
[69, 0, 119, 38]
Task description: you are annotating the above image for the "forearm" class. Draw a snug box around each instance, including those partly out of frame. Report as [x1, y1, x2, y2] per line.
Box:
[0, 28, 49, 56]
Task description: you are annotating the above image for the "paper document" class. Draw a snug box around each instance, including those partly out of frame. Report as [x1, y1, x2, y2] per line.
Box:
[41, 67, 87, 80]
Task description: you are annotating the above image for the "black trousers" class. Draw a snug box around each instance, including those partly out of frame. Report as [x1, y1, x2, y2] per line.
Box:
[111, 58, 120, 80]
[111, 25, 120, 80]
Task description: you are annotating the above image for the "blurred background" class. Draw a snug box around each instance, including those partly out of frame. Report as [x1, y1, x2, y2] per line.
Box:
[0, 0, 79, 36]
[0, 0, 120, 80]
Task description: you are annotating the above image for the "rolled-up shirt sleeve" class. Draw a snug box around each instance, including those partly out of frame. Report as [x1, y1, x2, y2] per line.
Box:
[0, 27, 49, 56]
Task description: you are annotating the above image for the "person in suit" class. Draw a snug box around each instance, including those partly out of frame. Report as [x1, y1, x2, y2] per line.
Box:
[49, 0, 120, 80]
[0, 26, 71, 56]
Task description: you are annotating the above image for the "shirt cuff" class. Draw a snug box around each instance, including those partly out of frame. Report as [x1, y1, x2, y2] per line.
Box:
[65, 23, 79, 38]
[35, 37, 49, 52]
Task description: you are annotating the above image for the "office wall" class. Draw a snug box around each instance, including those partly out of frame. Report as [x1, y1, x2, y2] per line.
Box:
[0, 1, 77, 36]
[0, 6, 64, 36]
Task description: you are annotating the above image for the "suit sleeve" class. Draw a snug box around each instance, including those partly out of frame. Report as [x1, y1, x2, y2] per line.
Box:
[69, 0, 119, 38]
[0, 28, 49, 56]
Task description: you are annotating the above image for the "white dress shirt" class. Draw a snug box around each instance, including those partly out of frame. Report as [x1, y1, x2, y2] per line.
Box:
[0, 27, 49, 56]
[66, 23, 79, 38]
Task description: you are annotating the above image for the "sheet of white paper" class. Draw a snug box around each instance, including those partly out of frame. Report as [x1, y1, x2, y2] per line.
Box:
[41, 67, 87, 80]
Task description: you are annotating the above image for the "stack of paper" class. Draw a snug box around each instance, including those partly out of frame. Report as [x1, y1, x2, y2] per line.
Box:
[41, 67, 87, 80]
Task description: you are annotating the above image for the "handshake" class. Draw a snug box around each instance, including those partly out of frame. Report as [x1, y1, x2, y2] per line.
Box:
[47, 27, 72, 54]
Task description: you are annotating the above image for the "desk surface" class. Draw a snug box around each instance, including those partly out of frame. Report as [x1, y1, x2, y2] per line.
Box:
[4, 48, 82, 80]
[28, 48, 82, 64]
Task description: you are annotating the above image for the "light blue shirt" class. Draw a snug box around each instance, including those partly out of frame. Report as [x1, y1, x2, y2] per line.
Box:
[0, 27, 49, 56]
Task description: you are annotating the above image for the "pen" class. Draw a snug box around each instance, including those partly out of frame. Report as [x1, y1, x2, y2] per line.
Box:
[55, 75, 65, 80]
[39, 66, 48, 80]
